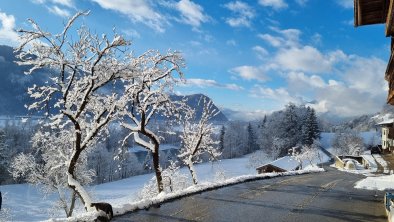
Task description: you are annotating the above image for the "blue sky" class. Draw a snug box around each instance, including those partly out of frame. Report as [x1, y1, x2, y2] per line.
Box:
[0, 0, 390, 119]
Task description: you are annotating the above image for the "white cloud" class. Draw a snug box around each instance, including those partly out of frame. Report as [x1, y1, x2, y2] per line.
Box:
[342, 56, 387, 96]
[315, 84, 383, 117]
[258, 27, 301, 48]
[122, 29, 141, 39]
[252, 45, 269, 60]
[51, 0, 74, 8]
[48, 5, 71, 17]
[336, 0, 353, 9]
[175, 0, 210, 29]
[258, 28, 343, 74]
[311, 33, 322, 45]
[258, 0, 288, 10]
[306, 100, 328, 113]
[295, 0, 308, 6]
[258, 33, 283, 47]
[283, 56, 387, 117]
[91, 0, 166, 32]
[226, 39, 237, 46]
[251, 85, 303, 106]
[253, 26, 386, 117]
[288, 72, 326, 88]
[230, 65, 269, 82]
[184, 78, 243, 91]
[31, 0, 74, 8]
[274, 46, 333, 73]
[224, 1, 255, 28]
[0, 12, 19, 46]
[224, 108, 273, 121]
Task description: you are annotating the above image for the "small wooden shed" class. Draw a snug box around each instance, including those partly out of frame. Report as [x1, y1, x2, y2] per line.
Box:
[256, 156, 301, 174]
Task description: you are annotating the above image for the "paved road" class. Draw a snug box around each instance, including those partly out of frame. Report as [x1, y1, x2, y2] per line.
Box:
[114, 167, 387, 222]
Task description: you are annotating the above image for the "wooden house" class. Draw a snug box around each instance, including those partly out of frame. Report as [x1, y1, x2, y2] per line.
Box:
[354, 0, 394, 104]
[256, 156, 301, 174]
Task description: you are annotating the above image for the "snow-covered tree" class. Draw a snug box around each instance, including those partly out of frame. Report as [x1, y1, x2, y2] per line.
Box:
[162, 160, 189, 192]
[303, 140, 322, 165]
[247, 150, 271, 169]
[289, 140, 321, 169]
[10, 129, 94, 217]
[271, 137, 287, 160]
[0, 129, 10, 183]
[15, 11, 130, 212]
[138, 161, 189, 199]
[178, 98, 221, 185]
[223, 121, 248, 158]
[118, 49, 185, 193]
[332, 130, 364, 156]
[0, 192, 12, 222]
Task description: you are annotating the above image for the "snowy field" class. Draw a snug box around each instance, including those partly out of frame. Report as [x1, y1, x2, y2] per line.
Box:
[0, 150, 329, 222]
[0, 154, 260, 221]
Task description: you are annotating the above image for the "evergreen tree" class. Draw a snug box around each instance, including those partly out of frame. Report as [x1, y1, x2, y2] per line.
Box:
[247, 123, 258, 153]
[219, 125, 225, 152]
[280, 103, 299, 156]
[302, 107, 320, 146]
[0, 129, 9, 183]
[310, 109, 320, 140]
[259, 115, 267, 129]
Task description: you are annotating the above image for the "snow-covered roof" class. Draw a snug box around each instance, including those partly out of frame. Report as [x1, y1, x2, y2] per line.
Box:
[258, 156, 300, 171]
[376, 118, 394, 126]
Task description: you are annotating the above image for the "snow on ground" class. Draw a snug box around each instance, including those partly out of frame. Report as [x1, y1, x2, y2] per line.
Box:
[355, 174, 394, 191]
[362, 154, 377, 169]
[373, 154, 390, 174]
[1, 150, 329, 222]
[53, 167, 325, 222]
[0, 154, 258, 221]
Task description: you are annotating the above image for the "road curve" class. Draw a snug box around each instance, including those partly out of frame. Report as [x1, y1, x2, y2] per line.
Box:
[114, 167, 386, 222]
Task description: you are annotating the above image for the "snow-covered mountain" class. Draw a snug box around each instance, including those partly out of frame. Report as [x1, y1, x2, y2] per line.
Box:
[320, 104, 394, 132]
[171, 94, 228, 122]
[0, 45, 228, 122]
[0, 45, 47, 115]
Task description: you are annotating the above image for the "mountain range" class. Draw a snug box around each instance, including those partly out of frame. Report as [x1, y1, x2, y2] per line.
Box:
[0, 45, 228, 122]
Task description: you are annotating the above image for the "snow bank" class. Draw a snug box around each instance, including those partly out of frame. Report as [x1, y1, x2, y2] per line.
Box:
[55, 167, 324, 222]
[355, 174, 394, 191]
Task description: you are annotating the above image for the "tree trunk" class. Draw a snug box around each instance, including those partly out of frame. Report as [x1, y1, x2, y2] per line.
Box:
[187, 164, 198, 185]
[187, 157, 198, 185]
[152, 143, 164, 193]
[67, 191, 77, 217]
[67, 147, 93, 211]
